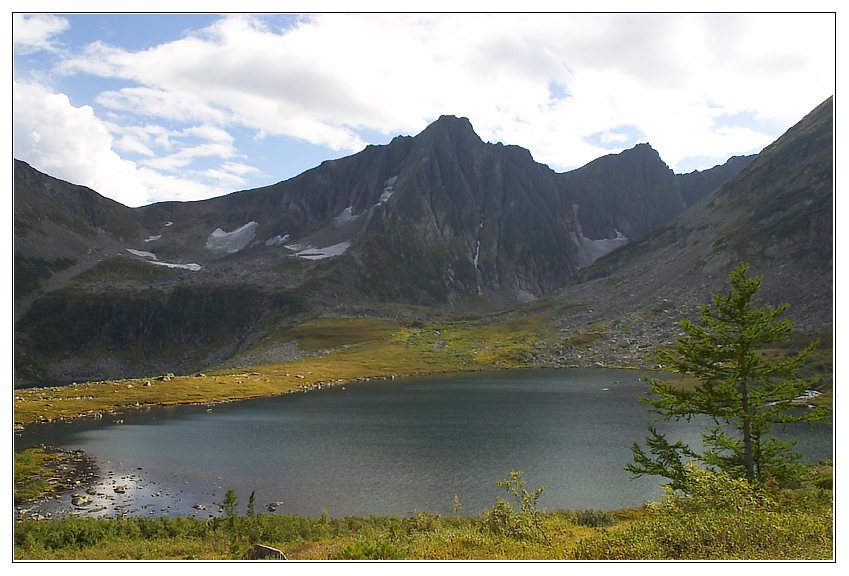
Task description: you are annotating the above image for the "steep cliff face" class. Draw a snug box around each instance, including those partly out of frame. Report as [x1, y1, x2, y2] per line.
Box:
[14, 110, 764, 384]
[133, 135, 415, 262]
[353, 116, 585, 302]
[560, 143, 685, 242]
[563, 96, 833, 338]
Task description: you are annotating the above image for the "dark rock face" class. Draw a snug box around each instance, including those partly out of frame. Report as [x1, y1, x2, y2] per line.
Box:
[354, 115, 584, 301]
[676, 155, 755, 208]
[15, 106, 795, 384]
[14, 160, 146, 304]
[563, 96, 833, 340]
[561, 142, 685, 242]
[134, 135, 415, 261]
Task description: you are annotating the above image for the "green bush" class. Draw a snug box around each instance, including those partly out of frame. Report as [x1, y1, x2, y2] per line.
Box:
[407, 510, 441, 533]
[570, 509, 617, 528]
[572, 467, 833, 560]
[332, 539, 408, 560]
[573, 506, 832, 560]
[481, 498, 527, 539]
[479, 471, 551, 544]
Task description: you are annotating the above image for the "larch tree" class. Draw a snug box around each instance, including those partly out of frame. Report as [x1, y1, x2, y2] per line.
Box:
[627, 263, 829, 489]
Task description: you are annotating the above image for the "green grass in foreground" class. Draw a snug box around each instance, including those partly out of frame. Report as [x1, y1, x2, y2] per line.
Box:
[14, 448, 61, 503]
[14, 466, 833, 560]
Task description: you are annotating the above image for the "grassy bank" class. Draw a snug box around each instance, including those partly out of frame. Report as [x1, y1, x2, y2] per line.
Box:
[14, 314, 554, 426]
[14, 466, 833, 560]
[14, 448, 62, 503]
[15, 313, 832, 427]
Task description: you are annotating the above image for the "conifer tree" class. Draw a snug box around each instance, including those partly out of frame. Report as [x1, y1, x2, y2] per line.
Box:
[627, 263, 829, 488]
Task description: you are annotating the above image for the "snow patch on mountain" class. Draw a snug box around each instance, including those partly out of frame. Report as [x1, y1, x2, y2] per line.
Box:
[205, 221, 259, 254]
[473, 213, 485, 270]
[150, 261, 202, 271]
[287, 241, 352, 260]
[333, 206, 357, 229]
[573, 230, 628, 268]
[379, 175, 399, 203]
[144, 235, 162, 243]
[265, 234, 291, 246]
[125, 248, 201, 271]
[126, 248, 156, 259]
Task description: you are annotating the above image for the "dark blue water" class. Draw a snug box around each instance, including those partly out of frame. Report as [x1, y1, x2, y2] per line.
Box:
[16, 369, 832, 519]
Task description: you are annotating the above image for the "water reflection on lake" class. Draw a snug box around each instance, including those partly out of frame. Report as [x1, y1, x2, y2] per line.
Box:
[16, 369, 832, 519]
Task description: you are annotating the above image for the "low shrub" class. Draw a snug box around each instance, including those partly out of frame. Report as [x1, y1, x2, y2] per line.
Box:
[332, 539, 408, 560]
[571, 509, 617, 528]
[572, 467, 833, 560]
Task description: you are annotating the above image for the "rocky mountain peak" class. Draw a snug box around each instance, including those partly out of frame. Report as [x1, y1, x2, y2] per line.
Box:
[416, 114, 482, 146]
[15, 99, 803, 385]
[562, 141, 683, 241]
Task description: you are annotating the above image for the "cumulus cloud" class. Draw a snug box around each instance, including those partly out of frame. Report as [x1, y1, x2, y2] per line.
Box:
[13, 81, 257, 205]
[62, 14, 834, 167]
[13, 81, 150, 206]
[14, 12, 835, 204]
[13, 14, 69, 53]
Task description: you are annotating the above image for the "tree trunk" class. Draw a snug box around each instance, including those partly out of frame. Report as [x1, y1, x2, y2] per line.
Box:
[740, 380, 755, 481]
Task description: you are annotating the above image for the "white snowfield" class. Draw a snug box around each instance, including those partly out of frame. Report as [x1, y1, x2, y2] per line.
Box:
[205, 221, 259, 253]
[125, 248, 201, 271]
[286, 241, 352, 260]
[571, 229, 629, 269]
[265, 234, 291, 246]
[332, 206, 358, 229]
[144, 235, 162, 243]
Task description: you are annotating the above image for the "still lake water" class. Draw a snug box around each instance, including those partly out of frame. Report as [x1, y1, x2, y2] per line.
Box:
[16, 369, 832, 518]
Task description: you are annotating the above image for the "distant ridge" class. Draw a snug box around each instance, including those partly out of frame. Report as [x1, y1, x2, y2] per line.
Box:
[15, 98, 824, 385]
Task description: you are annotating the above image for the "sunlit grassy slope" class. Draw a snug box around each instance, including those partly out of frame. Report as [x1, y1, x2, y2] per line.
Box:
[14, 314, 554, 426]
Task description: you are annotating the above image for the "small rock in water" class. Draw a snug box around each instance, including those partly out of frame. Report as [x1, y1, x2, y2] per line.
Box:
[71, 494, 93, 507]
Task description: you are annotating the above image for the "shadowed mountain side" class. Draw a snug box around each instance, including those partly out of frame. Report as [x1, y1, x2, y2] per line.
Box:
[14, 99, 827, 385]
[547, 96, 833, 366]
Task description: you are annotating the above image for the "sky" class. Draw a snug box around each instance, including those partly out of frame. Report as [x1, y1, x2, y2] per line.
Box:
[10, 8, 837, 207]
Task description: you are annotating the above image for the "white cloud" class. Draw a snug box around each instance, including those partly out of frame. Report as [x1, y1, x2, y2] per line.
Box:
[13, 14, 69, 53]
[13, 81, 255, 205]
[140, 143, 236, 171]
[135, 166, 231, 203]
[13, 81, 150, 206]
[96, 86, 230, 125]
[14, 12, 835, 205]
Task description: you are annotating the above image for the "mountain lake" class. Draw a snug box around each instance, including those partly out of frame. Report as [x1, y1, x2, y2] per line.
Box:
[15, 368, 833, 519]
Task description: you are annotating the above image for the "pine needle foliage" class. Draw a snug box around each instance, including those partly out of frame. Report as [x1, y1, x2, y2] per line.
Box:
[628, 263, 829, 488]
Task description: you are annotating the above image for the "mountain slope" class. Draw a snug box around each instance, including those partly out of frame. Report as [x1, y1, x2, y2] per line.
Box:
[14, 159, 146, 313]
[544, 96, 833, 369]
[13, 111, 769, 385]
[676, 154, 755, 208]
[561, 143, 685, 241]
